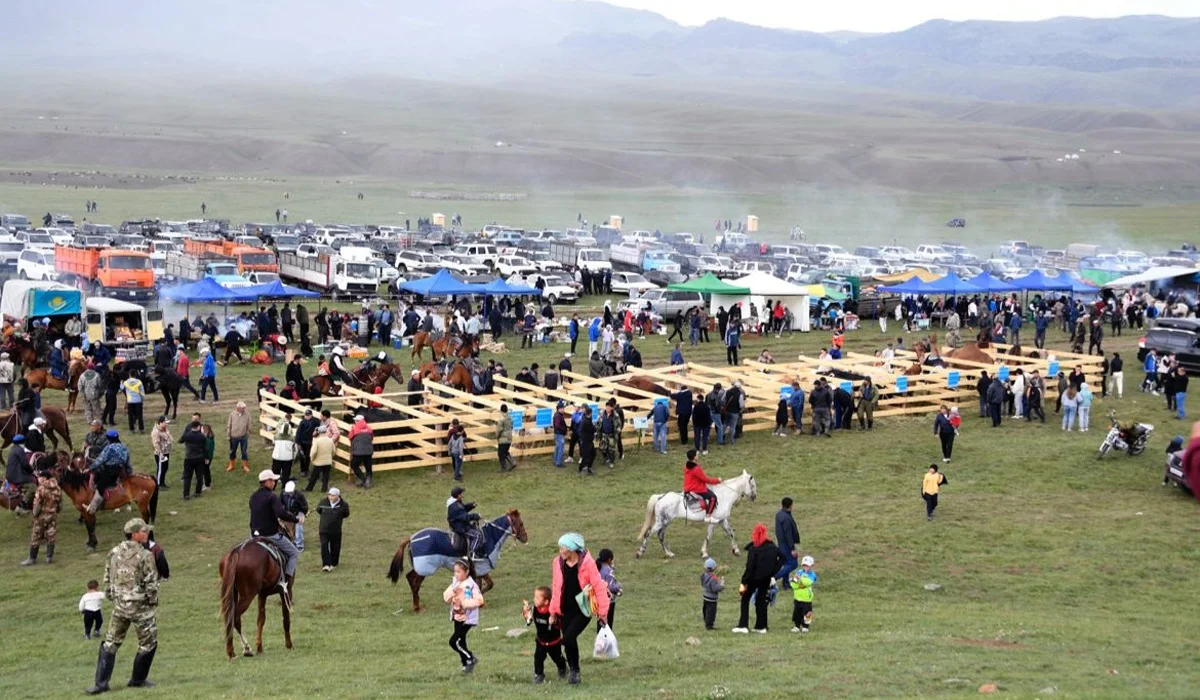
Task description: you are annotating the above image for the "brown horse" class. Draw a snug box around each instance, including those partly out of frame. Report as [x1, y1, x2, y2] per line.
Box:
[219, 539, 293, 659]
[359, 361, 406, 394]
[3, 336, 40, 369]
[0, 406, 73, 450]
[617, 375, 670, 400]
[56, 451, 158, 551]
[411, 332, 477, 363]
[309, 375, 341, 397]
[24, 359, 85, 411]
[937, 332, 994, 365]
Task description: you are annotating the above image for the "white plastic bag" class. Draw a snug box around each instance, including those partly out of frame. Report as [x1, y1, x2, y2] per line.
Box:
[593, 625, 620, 660]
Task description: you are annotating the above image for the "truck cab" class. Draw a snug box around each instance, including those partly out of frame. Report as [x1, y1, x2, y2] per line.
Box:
[205, 261, 252, 289]
[55, 245, 156, 301]
[640, 249, 680, 274]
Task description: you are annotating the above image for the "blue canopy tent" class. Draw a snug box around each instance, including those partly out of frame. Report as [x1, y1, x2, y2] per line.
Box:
[1065, 272, 1100, 295]
[242, 279, 321, 299]
[878, 277, 934, 294]
[481, 277, 541, 296]
[160, 277, 251, 302]
[920, 274, 982, 295]
[398, 269, 485, 297]
[1008, 270, 1074, 292]
[966, 272, 1018, 293]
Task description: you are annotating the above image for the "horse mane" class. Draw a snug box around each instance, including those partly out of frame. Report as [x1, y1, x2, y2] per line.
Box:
[57, 466, 89, 489]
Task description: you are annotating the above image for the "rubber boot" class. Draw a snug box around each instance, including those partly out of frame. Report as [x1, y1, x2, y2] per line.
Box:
[225, 460, 235, 472]
[242, 460, 250, 474]
[127, 647, 156, 688]
[87, 491, 104, 514]
[85, 647, 116, 695]
[45, 543, 54, 564]
[20, 545, 38, 566]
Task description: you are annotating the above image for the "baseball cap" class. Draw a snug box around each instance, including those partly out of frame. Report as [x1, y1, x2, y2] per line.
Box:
[258, 469, 280, 482]
[801, 555, 815, 566]
[704, 558, 717, 570]
[106, 429, 119, 439]
[328, 487, 341, 496]
[124, 518, 148, 535]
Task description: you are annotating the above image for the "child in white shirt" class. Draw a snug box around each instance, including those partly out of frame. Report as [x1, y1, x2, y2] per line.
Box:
[79, 580, 105, 640]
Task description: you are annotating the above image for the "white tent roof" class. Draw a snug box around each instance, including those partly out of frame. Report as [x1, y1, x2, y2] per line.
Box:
[731, 271, 810, 297]
[1104, 266, 1198, 288]
[0, 279, 75, 321]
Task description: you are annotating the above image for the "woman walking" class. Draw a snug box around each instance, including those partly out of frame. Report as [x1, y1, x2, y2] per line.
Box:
[1077, 383, 1093, 432]
[549, 533, 610, 685]
[732, 523, 782, 634]
[443, 559, 483, 674]
[933, 405, 957, 463]
[922, 463, 947, 521]
[1061, 386, 1080, 431]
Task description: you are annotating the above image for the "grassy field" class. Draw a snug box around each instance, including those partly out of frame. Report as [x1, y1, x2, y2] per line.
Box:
[2, 320, 1199, 699]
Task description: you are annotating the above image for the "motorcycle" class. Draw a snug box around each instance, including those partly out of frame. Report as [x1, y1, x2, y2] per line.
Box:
[1097, 411, 1153, 459]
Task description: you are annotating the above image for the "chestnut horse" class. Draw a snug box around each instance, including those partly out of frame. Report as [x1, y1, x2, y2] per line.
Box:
[0, 407, 73, 450]
[56, 451, 158, 551]
[933, 332, 994, 365]
[3, 336, 40, 369]
[24, 359, 86, 411]
[411, 332, 477, 363]
[219, 538, 293, 659]
[617, 375, 671, 400]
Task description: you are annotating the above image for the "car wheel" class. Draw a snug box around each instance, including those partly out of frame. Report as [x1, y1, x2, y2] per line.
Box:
[548, 294, 557, 304]
[18, 271, 26, 280]
[399, 264, 407, 273]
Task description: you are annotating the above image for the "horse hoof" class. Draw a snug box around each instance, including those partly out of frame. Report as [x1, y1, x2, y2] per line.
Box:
[86, 546, 95, 554]
[243, 651, 254, 658]
[664, 552, 675, 559]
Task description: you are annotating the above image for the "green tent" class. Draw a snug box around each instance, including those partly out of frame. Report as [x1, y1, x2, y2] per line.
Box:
[667, 273, 751, 295]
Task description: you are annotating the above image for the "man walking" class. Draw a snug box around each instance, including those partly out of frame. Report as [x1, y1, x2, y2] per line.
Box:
[178, 418, 207, 500]
[85, 518, 160, 694]
[316, 487, 350, 572]
[78, 362, 104, 424]
[227, 402, 251, 473]
[987, 374, 1006, 427]
[150, 416, 172, 489]
[122, 372, 146, 433]
[810, 380, 833, 437]
[723, 381, 745, 445]
[305, 425, 335, 493]
[774, 497, 800, 585]
[496, 404, 515, 472]
[649, 398, 669, 454]
[197, 348, 218, 403]
[21, 468, 61, 565]
[1109, 352, 1124, 399]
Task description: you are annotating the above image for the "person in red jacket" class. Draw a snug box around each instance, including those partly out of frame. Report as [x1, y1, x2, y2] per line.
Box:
[683, 449, 721, 518]
[549, 532, 610, 686]
[174, 346, 201, 400]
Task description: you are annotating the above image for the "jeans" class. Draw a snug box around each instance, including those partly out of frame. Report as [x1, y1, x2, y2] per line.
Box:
[293, 523, 305, 552]
[451, 454, 463, 480]
[791, 406, 802, 431]
[200, 376, 219, 401]
[693, 424, 710, 452]
[553, 433, 565, 467]
[725, 413, 741, 444]
[978, 396, 987, 418]
[229, 435, 248, 460]
[1062, 406, 1076, 430]
[776, 550, 798, 582]
[1079, 406, 1091, 431]
[653, 423, 667, 453]
[713, 413, 725, 445]
[1177, 392, 1187, 419]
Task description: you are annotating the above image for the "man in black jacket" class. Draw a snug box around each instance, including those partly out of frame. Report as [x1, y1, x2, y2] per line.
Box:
[976, 371, 991, 418]
[248, 470, 301, 597]
[407, 371, 423, 407]
[774, 498, 800, 585]
[294, 409, 320, 477]
[986, 376, 1006, 427]
[447, 486, 482, 556]
[809, 381, 832, 437]
[672, 387, 693, 446]
[316, 487, 350, 571]
[832, 384, 854, 430]
[178, 419, 207, 500]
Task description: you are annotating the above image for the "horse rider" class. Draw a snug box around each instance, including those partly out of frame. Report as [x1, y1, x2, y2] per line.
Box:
[682, 449, 722, 521]
[49, 339, 67, 380]
[248, 469, 301, 598]
[25, 416, 47, 454]
[463, 313, 481, 357]
[85, 518, 160, 695]
[84, 419, 108, 462]
[447, 486, 483, 559]
[5, 434, 34, 513]
[361, 350, 390, 378]
[87, 430, 132, 514]
[329, 345, 355, 386]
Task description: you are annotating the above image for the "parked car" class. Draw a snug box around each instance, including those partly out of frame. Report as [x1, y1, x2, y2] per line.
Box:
[438, 253, 489, 276]
[609, 271, 658, 296]
[395, 249, 445, 274]
[1138, 319, 1200, 372]
[297, 243, 336, 259]
[494, 255, 538, 278]
[36, 228, 73, 246]
[512, 273, 578, 304]
[646, 270, 688, 287]
[15, 229, 55, 251]
[630, 288, 705, 317]
[17, 249, 57, 281]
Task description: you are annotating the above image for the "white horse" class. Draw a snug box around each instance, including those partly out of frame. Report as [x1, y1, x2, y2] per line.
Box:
[635, 470, 757, 559]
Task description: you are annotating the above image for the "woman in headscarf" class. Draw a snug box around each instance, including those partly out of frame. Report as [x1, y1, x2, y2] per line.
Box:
[549, 532, 610, 685]
[732, 523, 782, 634]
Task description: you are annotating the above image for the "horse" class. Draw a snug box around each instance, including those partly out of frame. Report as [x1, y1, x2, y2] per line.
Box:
[935, 332, 994, 365]
[309, 374, 342, 397]
[386, 509, 527, 612]
[3, 335, 40, 369]
[147, 367, 183, 419]
[55, 451, 159, 551]
[219, 538, 294, 659]
[0, 406, 73, 450]
[24, 359, 85, 410]
[412, 332, 477, 363]
[617, 375, 671, 399]
[359, 361, 406, 394]
[635, 470, 758, 559]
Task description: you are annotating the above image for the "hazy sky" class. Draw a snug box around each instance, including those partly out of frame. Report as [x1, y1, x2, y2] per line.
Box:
[595, 0, 1199, 32]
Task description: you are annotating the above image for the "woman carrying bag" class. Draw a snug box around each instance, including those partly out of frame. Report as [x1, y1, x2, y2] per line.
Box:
[549, 532, 610, 685]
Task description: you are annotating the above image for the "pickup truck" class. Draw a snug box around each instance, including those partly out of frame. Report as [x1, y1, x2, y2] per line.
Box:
[494, 255, 538, 278]
[55, 245, 156, 301]
[166, 254, 251, 290]
[510, 273, 578, 304]
[278, 252, 379, 298]
[610, 243, 681, 274]
[547, 241, 611, 274]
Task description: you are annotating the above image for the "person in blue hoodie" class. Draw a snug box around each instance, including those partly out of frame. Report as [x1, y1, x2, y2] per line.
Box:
[568, 314, 580, 356]
[1008, 310, 1023, 345]
[670, 343, 684, 366]
[1142, 349, 1158, 394]
[788, 382, 805, 435]
[588, 317, 602, 357]
[648, 399, 670, 454]
[1033, 310, 1049, 349]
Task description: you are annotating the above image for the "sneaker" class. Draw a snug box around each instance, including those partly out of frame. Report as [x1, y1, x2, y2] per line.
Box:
[463, 657, 477, 674]
[533, 674, 545, 685]
[800, 628, 809, 633]
[791, 626, 801, 633]
[568, 670, 581, 685]
[731, 627, 749, 634]
[753, 628, 767, 634]
[84, 633, 91, 640]
[702, 450, 709, 455]
[564, 457, 574, 464]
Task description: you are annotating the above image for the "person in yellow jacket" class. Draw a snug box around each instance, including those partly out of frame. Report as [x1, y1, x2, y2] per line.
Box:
[789, 556, 817, 633]
[922, 463, 948, 521]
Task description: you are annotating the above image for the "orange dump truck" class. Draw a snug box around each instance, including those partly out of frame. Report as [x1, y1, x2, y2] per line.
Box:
[55, 245, 156, 301]
[184, 239, 278, 274]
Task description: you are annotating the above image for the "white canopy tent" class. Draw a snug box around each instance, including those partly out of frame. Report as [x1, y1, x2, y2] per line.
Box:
[710, 271, 811, 332]
[1104, 266, 1198, 289]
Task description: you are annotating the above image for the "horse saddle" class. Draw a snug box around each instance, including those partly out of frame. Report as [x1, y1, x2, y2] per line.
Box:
[683, 492, 717, 511]
[250, 537, 284, 566]
[450, 530, 484, 558]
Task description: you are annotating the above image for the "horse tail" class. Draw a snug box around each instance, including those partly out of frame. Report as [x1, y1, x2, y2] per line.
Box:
[387, 537, 411, 583]
[637, 494, 663, 540]
[148, 481, 159, 523]
[220, 549, 240, 654]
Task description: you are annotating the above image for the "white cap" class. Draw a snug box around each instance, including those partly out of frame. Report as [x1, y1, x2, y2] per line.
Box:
[411, 369, 420, 376]
[328, 487, 341, 496]
[258, 469, 280, 482]
[32, 417, 46, 426]
[283, 481, 296, 493]
[564, 353, 571, 358]
[354, 415, 365, 422]
[801, 555, 814, 566]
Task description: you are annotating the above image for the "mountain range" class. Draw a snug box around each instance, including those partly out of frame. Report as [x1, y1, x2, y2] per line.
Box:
[5, 1, 1199, 109]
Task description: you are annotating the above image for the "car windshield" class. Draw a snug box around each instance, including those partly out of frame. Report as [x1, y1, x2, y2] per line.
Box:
[580, 251, 605, 261]
[27, 233, 53, 244]
[346, 263, 377, 278]
[241, 253, 275, 266]
[6, 216, 29, 226]
[0, 242, 22, 251]
[255, 273, 280, 283]
[275, 236, 298, 246]
[154, 242, 180, 252]
[152, 259, 166, 271]
[625, 273, 648, 284]
[210, 264, 238, 276]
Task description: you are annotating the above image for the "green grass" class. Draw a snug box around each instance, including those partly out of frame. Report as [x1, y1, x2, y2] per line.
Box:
[3, 323, 1199, 699]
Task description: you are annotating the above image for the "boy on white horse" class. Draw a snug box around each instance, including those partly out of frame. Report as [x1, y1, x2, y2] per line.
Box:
[637, 465, 757, 560]
[682, 449, 721, 521]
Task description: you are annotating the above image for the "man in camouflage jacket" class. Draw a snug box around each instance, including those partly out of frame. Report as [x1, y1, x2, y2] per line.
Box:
[86, 518, 160, 695]
[20, 469, 60, 565]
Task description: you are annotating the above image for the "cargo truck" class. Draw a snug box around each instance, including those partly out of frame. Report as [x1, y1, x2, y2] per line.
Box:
[609, 242, 681, 274]
[547, 241, 611, 275]
[184, 239, 278, 274]
[165, 254, 252, 289]
[278, 252, 378, 298]
[54, 245, 156, 302]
